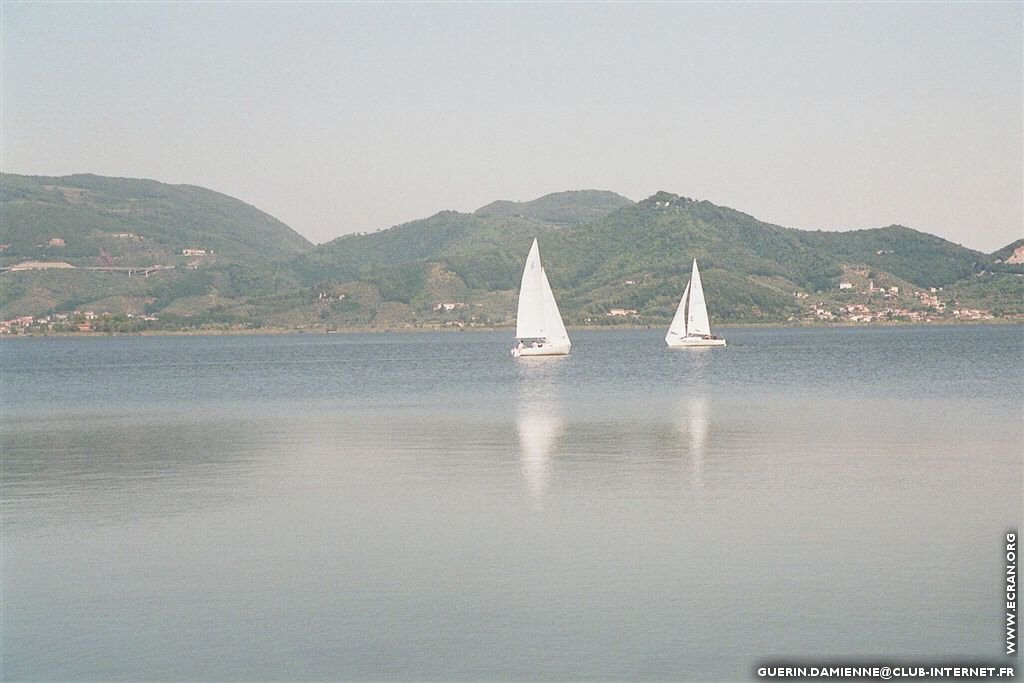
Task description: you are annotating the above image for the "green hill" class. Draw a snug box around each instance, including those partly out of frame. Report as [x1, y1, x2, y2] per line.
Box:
[0, 173, 313, 322]
[794, 224, 986, 287]
[473, 190, 633, 225]
[289, 190, 632, 297]
[2, 177, 1019, 330]
[0, 173, 312, 267]
[288, 191, 998, 325]
[988, 238, 1024, 275]
[946, 272, 1024, 316]
[990, 238, 1024, 261]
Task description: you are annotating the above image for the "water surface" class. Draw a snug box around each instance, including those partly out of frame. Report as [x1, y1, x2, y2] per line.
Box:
[2, 326, 1021, 680]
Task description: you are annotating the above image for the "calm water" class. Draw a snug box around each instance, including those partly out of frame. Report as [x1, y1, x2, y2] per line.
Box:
[2, 326, 1021, 681]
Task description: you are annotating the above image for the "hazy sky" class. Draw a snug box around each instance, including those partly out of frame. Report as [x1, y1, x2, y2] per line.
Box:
[2, 2, 1021, 251]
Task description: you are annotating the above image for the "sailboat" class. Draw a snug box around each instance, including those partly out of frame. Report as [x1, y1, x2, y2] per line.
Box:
[512, 239, 571, 357]
[665, 259, 726, 348]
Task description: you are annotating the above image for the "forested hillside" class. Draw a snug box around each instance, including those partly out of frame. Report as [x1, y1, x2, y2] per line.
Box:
[0, 173, 312, 266]
[2, 176, 1019, 332]
[284, 191, 1004, 326]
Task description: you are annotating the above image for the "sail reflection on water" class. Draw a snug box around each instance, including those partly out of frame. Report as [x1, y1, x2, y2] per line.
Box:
[515, 363, 565, 503]
[678, 396, 710, 489]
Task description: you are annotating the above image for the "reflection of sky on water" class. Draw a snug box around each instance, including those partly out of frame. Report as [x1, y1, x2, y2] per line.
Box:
[0, 413, 279, 531]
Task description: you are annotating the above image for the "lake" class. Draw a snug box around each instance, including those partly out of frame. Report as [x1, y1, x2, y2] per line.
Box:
[2, 325, 1021, 681]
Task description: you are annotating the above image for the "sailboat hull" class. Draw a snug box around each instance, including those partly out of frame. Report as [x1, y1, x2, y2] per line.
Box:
[666, 337, 727, 348]
[512, 343, 571, 357]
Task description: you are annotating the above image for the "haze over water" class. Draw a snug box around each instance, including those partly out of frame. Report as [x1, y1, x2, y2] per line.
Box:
[2, 326, 1020, 680]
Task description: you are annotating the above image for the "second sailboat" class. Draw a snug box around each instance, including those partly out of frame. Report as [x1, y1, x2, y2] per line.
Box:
[666, 259, 726, 348]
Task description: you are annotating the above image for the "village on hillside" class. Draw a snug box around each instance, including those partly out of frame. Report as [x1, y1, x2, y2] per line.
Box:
[2, 272, 1011, 335]
[791, 277, 995, 325]
[2, 229, 1020, 334]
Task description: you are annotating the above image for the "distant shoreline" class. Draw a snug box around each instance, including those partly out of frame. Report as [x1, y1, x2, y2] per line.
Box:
[1, 318, 1020, 339]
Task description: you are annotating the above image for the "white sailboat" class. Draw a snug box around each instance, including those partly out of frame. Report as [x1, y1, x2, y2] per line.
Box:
[512, 239, 571, 357]
[665, 259, 726, 348]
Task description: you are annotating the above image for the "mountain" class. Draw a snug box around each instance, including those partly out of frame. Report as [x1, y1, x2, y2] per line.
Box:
[991, 238, 1024, 261]
[290, 191, 633, 296]
[989, 238, 1024, 274]
[0, 173, 312, 267]
[794, 224, 987, 287]
[2, 177, 1020, 331]
[286, 190, 1001, 326]
[0, 173, 314, 322]
[473, 190, 633, 225]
